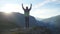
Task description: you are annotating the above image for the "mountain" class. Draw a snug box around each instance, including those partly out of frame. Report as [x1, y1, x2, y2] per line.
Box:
[41, 15, 60, 34]
[10, 12, 37, 27]
[35, 18, 47, 27]
[35, 17, 43, 21]
[0, 12, 37, 29]
[0, 12, 55, 34]
[0, 12, 20, 31]
[36, 20, 47, 27]
[42, 15, 60, 27]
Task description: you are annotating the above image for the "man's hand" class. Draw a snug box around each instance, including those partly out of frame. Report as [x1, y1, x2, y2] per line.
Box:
[31, 4, 32, 6]
[22, 3, 23, 6]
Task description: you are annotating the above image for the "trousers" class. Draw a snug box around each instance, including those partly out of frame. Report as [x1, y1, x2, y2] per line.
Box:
[25, 16, 29, 28]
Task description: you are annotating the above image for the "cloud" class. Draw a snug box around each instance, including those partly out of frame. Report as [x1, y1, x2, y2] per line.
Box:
[46, 0, 60, 4]
[33, 1, 49, 9]
[33, 0, 60, 9]
[31, 0, 60, 18]
[46, 0, 60, 2]
[30, 8, 60, 18]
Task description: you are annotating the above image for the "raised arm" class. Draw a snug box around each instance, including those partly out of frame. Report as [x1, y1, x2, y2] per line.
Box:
[22, 4, 25, 10]
[29, 4, 32, 10]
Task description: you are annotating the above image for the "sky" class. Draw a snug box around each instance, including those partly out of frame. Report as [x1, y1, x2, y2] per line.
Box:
[0, 0, 60, 19]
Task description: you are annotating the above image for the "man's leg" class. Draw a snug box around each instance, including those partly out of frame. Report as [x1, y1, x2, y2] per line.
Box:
[25, 16, 29, 28]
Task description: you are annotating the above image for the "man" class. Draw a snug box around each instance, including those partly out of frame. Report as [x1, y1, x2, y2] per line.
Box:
[22, 4, 32, 28]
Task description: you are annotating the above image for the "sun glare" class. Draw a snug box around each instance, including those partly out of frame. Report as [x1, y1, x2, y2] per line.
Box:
[3, 11, 12, 15]
[4, 12, 11, 14]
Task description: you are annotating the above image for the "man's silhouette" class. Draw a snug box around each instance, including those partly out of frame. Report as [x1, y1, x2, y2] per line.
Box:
[22, 4, 32, 28]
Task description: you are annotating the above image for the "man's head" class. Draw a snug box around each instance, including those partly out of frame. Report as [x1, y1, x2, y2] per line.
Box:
[26, 6, 28, 9]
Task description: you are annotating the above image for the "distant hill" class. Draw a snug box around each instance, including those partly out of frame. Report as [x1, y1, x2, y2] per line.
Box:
[42, 15, 60, 22]
[35, 17, 43, 21]
[42, 15, 60, 27]
[41, 15, 60, 34]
